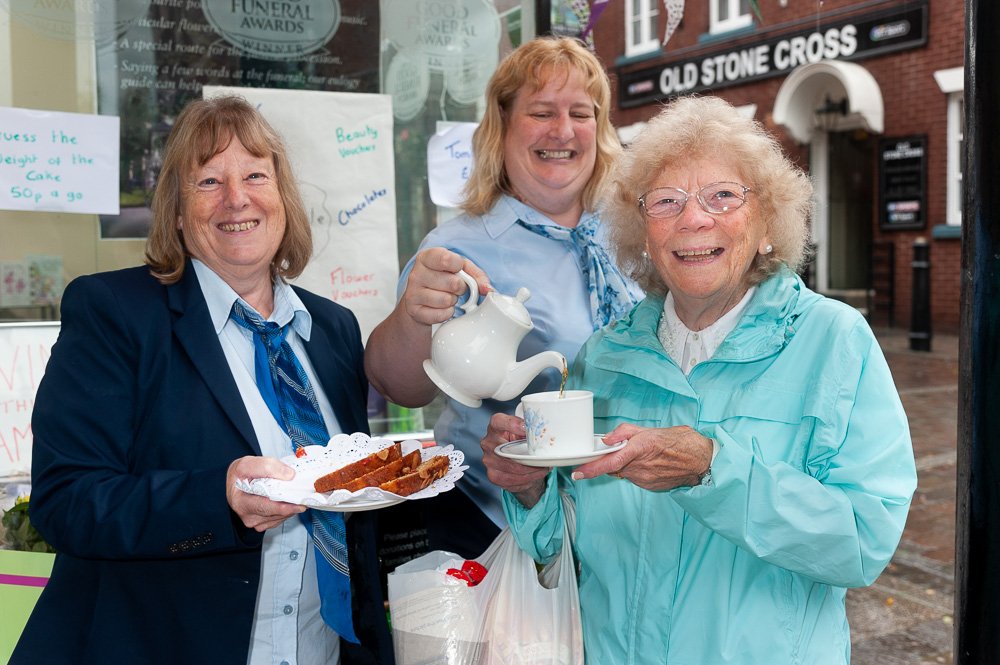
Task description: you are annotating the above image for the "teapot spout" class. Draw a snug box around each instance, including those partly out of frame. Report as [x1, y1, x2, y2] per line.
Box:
[492, 351, 567, 402]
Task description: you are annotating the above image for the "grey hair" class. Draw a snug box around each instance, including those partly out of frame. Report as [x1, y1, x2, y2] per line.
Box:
[604, 95, 813, 295]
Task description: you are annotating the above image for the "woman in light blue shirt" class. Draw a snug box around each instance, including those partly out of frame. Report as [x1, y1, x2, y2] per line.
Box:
[481, 96, 917, 663]
[365, 37, 641, 558]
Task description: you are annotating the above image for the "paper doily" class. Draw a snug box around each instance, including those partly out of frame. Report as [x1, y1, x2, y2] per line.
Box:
[235, 432, 466, 511]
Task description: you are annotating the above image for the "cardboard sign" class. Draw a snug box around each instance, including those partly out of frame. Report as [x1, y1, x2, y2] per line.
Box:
[0, 323, 60, 479]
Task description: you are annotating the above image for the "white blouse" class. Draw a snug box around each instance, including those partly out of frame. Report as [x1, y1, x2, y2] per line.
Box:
[657, 286, 757, 375]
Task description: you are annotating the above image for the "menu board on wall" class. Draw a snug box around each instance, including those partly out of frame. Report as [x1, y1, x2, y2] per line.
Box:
[879, 135, 927, 230]
[204, 86, 398, 342]
[94, 0, 380, 239]
[0, 323, 59, 479]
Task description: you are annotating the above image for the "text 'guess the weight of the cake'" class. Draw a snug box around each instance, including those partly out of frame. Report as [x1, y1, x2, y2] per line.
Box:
[0, 107, 120, 216]
[5, 130, 92, 204]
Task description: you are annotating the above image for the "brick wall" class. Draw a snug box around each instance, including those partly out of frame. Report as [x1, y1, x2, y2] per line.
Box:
[595, 0, 965, 333]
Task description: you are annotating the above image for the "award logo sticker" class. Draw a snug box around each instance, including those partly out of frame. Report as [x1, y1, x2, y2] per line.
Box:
[201, 0, 341, 61]
[381, 0, 501, 73]
[385, 49, 431, 122]
[444, 48, 498, 105]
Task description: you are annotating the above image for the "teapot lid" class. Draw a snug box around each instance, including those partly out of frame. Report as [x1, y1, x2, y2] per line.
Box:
[488, 287, 532, 327]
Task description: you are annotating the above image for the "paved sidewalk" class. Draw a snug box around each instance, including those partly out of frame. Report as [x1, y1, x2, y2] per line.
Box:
[847, 327, 958, 664]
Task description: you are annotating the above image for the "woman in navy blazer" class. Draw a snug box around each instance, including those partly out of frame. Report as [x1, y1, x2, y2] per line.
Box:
[11, 97, 394, 665]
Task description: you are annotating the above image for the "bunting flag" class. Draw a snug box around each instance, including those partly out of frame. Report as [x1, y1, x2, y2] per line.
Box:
[662, 0, 685, 46]
[660, 1, 762, 48]
[580, 0, 610, 44]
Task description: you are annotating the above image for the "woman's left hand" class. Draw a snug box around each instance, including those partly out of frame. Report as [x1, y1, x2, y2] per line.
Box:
[481, 413, 551, 508]
[571, 424, 713, 490]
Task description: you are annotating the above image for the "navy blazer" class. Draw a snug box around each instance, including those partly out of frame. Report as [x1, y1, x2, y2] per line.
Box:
[12, 264, 394, 665]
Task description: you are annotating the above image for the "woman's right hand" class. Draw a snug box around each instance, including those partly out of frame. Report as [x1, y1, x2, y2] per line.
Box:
[400, 247, 491, 327]
[365, 248, 491, 406]
[481, 412, 550, 508]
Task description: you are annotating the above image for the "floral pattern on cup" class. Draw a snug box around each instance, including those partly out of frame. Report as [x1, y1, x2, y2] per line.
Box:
[518, 389, 594, 458]
[523, 406, 550, 454]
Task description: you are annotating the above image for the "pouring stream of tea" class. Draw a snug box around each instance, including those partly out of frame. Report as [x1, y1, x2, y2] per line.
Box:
[558, 356, 568, 399]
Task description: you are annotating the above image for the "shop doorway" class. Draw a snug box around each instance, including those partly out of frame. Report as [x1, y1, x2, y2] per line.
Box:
[826, 130, 875, 297]
[772, 59, 885, 298]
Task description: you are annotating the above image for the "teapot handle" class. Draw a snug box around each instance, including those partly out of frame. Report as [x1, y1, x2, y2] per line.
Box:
[430, 269, 483, 336]
[455, 269, 481, 314]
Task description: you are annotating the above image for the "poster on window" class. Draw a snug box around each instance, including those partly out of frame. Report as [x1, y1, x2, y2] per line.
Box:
[93, 0, 380, 239]
[0, 106, 119, 216]
[0, 323, 60, 479]
[204, 86, 397, 341]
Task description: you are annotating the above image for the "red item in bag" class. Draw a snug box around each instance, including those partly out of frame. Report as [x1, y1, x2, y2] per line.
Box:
[445, 568, 472, 584]
[461, 560, 488, 586]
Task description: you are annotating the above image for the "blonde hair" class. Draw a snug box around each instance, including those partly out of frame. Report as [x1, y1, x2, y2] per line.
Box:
[606, 95, 814, 295]
[462, 37, 621, 216]
[145, 95, 312, 284]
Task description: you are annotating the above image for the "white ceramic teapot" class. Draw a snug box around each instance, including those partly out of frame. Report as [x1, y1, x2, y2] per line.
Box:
[422, 271, 566, 408]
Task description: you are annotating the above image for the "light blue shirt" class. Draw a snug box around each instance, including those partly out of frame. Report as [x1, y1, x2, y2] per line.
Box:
[400, 195, 632, 526]
[192, 260, 342, 665]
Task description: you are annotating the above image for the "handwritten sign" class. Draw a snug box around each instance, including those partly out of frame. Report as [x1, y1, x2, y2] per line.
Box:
[0, 323, 60, 479]
[202, 86, 398, 341]
[0, 106, 120, 215]
[427, 122, 476, 208]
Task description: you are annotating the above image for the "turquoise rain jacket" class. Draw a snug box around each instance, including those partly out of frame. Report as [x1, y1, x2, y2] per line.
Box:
[503, 268, 917, 665]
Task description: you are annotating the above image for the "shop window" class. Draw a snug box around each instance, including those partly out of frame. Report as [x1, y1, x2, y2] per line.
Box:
[0, 1, 529, 438]
[625, 0, 660, 58]
[710, 0, 753, 35]
[550, 1, 584, 38]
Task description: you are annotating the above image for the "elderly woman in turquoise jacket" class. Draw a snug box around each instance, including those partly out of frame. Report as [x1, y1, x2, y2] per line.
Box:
[480, 95, 917, 664]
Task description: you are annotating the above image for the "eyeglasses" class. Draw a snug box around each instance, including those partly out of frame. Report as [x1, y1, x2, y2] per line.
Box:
[638, 182, 752, 219]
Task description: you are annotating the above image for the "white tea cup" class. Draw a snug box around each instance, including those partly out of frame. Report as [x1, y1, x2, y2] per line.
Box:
[516, 390, 595, 457]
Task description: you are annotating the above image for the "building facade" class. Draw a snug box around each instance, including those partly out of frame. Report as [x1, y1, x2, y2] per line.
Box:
[593, 0, 964, 333]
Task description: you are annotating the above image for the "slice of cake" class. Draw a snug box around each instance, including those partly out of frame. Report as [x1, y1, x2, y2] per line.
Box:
[313, 442, 402, 493]
[339, 449, 423, 493]
[378, 454, 450, 497]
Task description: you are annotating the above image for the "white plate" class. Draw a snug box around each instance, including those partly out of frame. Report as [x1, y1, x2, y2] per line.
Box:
[235, 433, 467, 512]
[314, 495, 405, 513]
[495, 436, 627, 467]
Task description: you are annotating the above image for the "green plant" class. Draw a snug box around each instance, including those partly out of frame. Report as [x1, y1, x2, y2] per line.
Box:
[1, 496, 54, 553]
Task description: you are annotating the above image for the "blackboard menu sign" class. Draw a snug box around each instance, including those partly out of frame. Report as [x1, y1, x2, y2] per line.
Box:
[879, 135, 927, 230]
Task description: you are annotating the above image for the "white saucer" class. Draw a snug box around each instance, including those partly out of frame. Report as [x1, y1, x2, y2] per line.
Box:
[495, 436, 627, 467]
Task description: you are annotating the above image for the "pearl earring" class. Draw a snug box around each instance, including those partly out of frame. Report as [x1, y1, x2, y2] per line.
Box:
[764, 244, 773, 254]
[641, 250, 649, 259]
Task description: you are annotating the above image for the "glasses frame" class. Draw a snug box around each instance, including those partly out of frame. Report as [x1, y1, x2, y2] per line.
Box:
[638, 181, 752, 219]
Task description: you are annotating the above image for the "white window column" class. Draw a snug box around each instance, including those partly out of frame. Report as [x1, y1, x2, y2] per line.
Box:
[934, 67, 964, 227]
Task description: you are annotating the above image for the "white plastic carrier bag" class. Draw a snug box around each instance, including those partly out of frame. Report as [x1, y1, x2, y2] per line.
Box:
[388, 494, 582, 665]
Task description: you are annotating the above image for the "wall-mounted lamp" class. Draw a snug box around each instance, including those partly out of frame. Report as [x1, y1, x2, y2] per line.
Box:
[814, 95, 848, 131]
